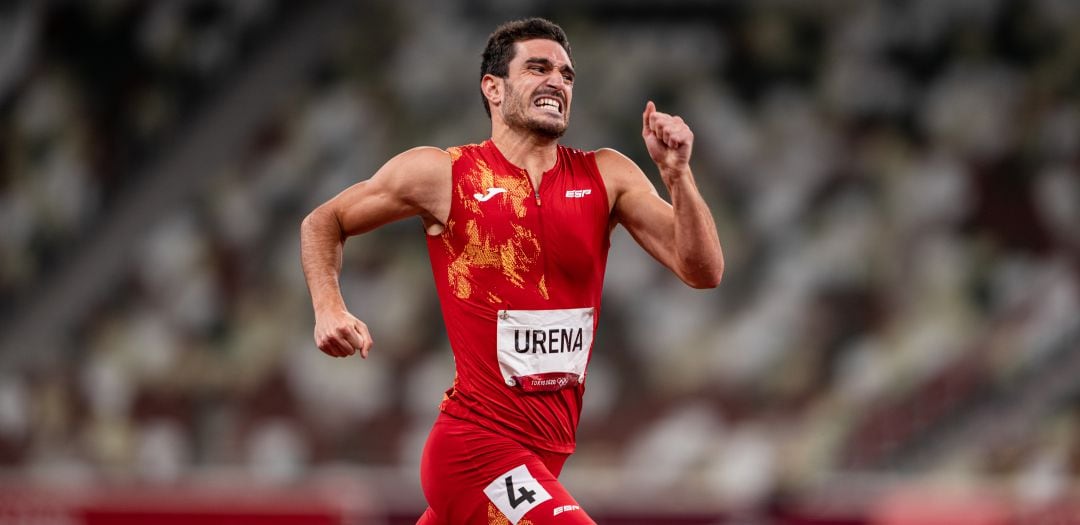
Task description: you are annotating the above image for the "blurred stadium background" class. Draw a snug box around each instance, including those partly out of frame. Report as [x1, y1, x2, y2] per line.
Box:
[1, 0, 1078, 523]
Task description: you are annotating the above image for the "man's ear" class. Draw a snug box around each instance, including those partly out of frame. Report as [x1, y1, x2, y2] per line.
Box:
[481, 74, 503, 109]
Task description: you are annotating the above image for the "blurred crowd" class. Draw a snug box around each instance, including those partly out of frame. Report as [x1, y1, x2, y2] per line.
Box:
[1, 0, 1079, 515]
[0, 0, 286, 313]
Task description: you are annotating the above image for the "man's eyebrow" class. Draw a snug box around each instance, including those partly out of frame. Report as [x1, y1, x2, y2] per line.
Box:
[523, 57, 575, 76]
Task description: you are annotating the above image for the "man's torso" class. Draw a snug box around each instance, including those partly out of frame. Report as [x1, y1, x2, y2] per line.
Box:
[425, 139, 611, 453]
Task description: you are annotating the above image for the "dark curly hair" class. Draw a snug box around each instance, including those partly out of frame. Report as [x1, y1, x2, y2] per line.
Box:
[480, 18, 572, 117]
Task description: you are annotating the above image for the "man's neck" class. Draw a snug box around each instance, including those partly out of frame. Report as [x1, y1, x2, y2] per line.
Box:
[491, 126, 559, 184]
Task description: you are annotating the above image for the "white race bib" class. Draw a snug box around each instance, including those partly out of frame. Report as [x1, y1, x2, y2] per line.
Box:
[496, 307, 595, 392]
[484, 464, 552, 524]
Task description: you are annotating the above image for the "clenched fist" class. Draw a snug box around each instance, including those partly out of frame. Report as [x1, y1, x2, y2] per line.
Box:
[314, 307, 374, 358]
[642, 100, 694, 184]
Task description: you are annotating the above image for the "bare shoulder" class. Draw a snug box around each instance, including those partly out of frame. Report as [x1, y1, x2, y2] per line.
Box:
[594, 147, 638, 177]
[402, 145, 451, 164]
[382, 146, 451, 182]
[594, 147, 655, 195]
[376, 145, 451, 199]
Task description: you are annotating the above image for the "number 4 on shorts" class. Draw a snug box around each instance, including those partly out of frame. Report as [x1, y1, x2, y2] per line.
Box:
[484, 464, 552, 524]
[506, 475, 537, 508]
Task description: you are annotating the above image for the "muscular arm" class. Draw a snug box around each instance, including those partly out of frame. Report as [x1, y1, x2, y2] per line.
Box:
[598, 102, 724, 289]
[300, 146, 450, 357]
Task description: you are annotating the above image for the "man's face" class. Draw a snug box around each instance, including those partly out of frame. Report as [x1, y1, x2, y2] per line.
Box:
[499, 39, 574, 139]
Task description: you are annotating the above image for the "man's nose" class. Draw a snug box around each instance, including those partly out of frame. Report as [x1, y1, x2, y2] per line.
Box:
[544, 71, 568, 88]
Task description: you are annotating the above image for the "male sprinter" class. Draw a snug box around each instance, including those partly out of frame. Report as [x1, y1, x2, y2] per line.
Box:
[301, 18, 723, 525]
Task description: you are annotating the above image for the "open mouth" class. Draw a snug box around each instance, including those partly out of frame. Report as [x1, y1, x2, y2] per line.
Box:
[533, 95, 563, 115]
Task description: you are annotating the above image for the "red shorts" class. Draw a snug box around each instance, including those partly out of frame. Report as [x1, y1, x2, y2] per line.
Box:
[417, 412, 596, 525]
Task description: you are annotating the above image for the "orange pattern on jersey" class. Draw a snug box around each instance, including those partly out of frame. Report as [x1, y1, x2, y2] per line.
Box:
[458, 183, 483, 215]
[501, 223, 541, 288]
[439, 148, 549, 300]
[487, 502, 533, 525]
[443, 218, 542, 299]
[463, 158, 532, 219]
[538, 274, 549, 300]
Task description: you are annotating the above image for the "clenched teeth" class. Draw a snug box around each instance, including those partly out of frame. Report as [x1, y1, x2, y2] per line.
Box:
[534, 97, 562, 112]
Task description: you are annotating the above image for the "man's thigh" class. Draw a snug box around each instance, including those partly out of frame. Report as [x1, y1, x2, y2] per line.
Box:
[420, 415, 595, 524]
[472, 458, 595, 524]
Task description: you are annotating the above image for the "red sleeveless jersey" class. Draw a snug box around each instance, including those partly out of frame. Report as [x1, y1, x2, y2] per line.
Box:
[425, 140, 611, 454]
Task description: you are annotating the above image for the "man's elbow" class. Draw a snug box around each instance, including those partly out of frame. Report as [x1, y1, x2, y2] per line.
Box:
[682, 261, 724, 289]
[300, 206, 343, 241]
[300, 208, 321, 237]
[687, 270, 723, 289]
